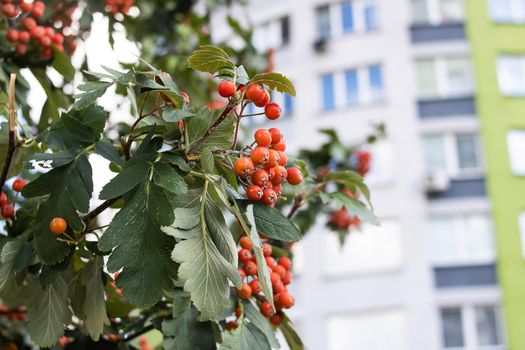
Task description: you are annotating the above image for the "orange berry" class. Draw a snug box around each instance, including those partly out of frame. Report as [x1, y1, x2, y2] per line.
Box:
[265, 102, 281, 120]
[234, 157, 254, 178]
[271, 166, 287, 185]
[287, 167, 303, 185]
[266, 150, 281, 168]
[49, 217, 67, 235]
[262, 243, 272, 257]
[245, 84, 265, 104]
[1, 205, 14, 219]
[255, 90, 270, 108]
[244, 261, 258, 276]
[250, 279, 262, 294]
[259, 300, 274, 318]
[247, 185, 263, 201]
[238, 249, 252, 263]
[262, 189, 277, 206]
[12, 178, 27, 192]
[270, 313, 283, 326]
[279, 257, 292, 270]
[239, 236, 252, 250]
[268, 128, 282, 145]
[237, 283, 252, 299]
[250, 146, 270, 166]
[252, 169, 269, 187]
[273, 142, 286, 152]
[254, 129, 272, 147]
[218, 80, 236, 98]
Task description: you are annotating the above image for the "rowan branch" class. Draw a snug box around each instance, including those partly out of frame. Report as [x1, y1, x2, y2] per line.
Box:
[0, 74, 19, 191]
[287, 194, 304, 219]
[82, 197, 120, 225]
[190, 102, 236, 152]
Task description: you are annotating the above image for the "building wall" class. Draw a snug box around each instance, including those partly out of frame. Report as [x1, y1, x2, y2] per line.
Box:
[465, 1, 525, 349]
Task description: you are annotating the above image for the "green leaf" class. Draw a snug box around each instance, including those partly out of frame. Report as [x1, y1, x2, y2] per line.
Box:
[95, 138, 123, 166]
[330, 192, 379, 225]
[166, 188, 241, 320]
[250, 72, 296, 96]
[80, 257, 110, 341]
[99, 158, 152, 200]
[323, 170, 370, 200]
[74, 82, 112, 110]
[23, 155, 93, 264]
[162, 106, 195, 122]
[52, 47, 75, 80]
[188, 45, 235, 74]
[99, 183, 177, 307]
[26, 277, 72, 348]
[188, 108, 236, 150]
[162, 293, 216, 350]
[162, 153, 191, 172]
[244, 205, 274, 308]
[237, 200, 302, 242]
[280, 315, 304, 350]
[0, 241, 23, 295]
[0, 123, 35, 178]
[243, 301, 280, 348]
[201, 147, 215, 173]
[220, 316, 271, 350]
[152, 162, 188, 195]
[236, 66, 250, 85]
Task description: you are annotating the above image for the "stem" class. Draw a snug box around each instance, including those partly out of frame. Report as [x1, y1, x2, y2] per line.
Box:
[0, 74, 18, 191]
[82, 198, 120, 225]
[231, 102, 247, 150]
[287, 194, 304, 219]
[191, 102, 236, 152]
[123, 324, 155, 342]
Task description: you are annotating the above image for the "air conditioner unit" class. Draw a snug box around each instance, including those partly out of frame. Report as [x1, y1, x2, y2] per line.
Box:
[425, 171, 450, 193]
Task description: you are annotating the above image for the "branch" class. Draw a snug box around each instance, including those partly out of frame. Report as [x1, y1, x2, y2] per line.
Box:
[191, 102, 236, 152]
[82, 197, 120, 225]
[287, 194, 304, 219]
[123, 324, 155, 342]
[0, 74, 18, 191]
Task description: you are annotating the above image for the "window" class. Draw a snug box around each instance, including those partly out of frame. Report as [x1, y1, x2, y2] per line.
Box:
[327, 310, 408, 350]
[428, 214, 495, 266]
[488, 0, 525, 23]
[323, 221, 402, 276]
[322, 74, 336, 111]
[497, 55, 525, 96]
[253, 17, 290, 51]
[317, 1, 379, 39]
[423, 133, 483, 178]
[322, 64, 385, 111]
[411, 0, 465, 25]
[440, 305, 504, 349]
[415, 57, 474, 98]
[507, 130, 525, 175]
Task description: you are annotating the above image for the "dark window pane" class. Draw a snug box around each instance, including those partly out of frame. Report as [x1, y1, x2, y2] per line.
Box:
[441, 308, 464, 348]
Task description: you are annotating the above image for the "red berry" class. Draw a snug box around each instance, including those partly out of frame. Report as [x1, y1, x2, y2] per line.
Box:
[270, 313, 283, 326]
[272, 279, 284, 294]
[226, 321, 238, 331]
[245, 84, 265, 104]
[244, 261, 257, 276]
[287, 167, 303, 185]
[251, 169, 269, 187]
[234, 157, 254, 178]
[6, 29, 18, 43]
[237, 283, 252, 299]
[266, 256, 277, 270]
[250, 146, 269, 166]
[51, 33, 64, 45]
[279, 257, 292, 270]
[1, 204, 14, 219]
[247, 185, 263, 201]
[238, 249, 252, 263]
[266, 150, 281, 168]
[39, 35, 52, 47]
[282, 270, 292, 285]
[50, 217, 67, 234]
[271, 166, 287, 185]
[268, 128, 282, 145]
[30, 26, 45, 40]
[20, 2, 31, 12]
[239, 236, 252, 250]
[259, 301, 274, 318]
[235, 307, 242, 318]
[279, 292, 294, 309]
[15, 44, 26, 56]
[2, 4, 17, 17]
[255, 90, 270, 108]
[262, 189, 277, 206]
[0, 193, 7, 206]
[238, 268, 246, 280]
[250, 279, 262, 294]
[12, 178, 27, 192]
[274, 265, 286, 279]
[265, 102, 281, 120]
[254, 129, 272, 147]
[278, 151, 288, 166]
[218, 81, 236, 98]
[18, 31, 30, 43]
[273, 142, 286, 152]
[262, 243, 272, 257]
[22, 17, 36, 31]
[31, 4, 44, 17]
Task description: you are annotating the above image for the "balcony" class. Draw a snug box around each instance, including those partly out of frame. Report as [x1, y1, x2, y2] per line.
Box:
[410, 23, 466, 43]
[418, 96, 476, 119]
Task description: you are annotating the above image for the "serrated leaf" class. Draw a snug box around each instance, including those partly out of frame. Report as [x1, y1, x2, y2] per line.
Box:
[162, 153, 191, 172]
[188, 108, 236, 150]
[0, 241, 23, 294]
[99, 183, 177, 307]
[0, 123, 35, 178]
[250, 72, 296, 96]
[330, 192, 379, 225]
[237, 200, 302, 242]
[162, 294, 215, 350]
[201, 147, 215, 173]
[99, 158, 152, 200]
[236, 66, 249, 85]
[52, 47, 75, 80]
[74, 82, 112, 110]
[220, 316, 271, 350]
[167, 190, 241, 320]
[323, 170, 370, 200]
[152, 162, 188, 195]
[280, 315, 304, 350]
[243, 301, 280, 348]
[26, 277, 72, 348]
[188, 45, 235, 74]
[80, 257, 109, 341]
[162, 106, 195, 122]
[95, 138, 123, 166]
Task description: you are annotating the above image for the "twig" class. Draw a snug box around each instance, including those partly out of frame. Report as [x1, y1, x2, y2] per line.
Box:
[287, 194, 304, 219]
[0, 74, 18, 191]
[123, 324, 155, 342]
[82, 198, 120, 225]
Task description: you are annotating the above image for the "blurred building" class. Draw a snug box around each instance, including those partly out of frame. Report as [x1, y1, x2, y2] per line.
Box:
[211, 0, 525, 349]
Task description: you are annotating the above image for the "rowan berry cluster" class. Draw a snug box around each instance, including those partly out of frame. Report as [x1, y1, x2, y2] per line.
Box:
[218, 79, 303, 207]
[105, 0, 133, 16]
[2, 0, 70, 59]
[353, 149, 371, 176]
[329, 208, 361, 231]
[0, 305, 26, 321]
[232, 236, 294, 328]
[0, 178, 26, 219]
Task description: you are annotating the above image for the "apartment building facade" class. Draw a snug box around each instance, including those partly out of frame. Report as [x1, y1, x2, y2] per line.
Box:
[210, 0, 519, 349]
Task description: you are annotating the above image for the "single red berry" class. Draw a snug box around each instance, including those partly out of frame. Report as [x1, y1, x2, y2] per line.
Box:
[274, 265, 286, 279]
[20, 2, 32, 12]
[6, 29, 18, 43]
[251, 169, 269, 187]
[12, 178, 27, 192]
[271, 166, 287, 185]
[238, 249, 252, 263]
[51, 33, 64, 45]
[268, 128, 282, 145]
[2, 4, 17, 17]
[226, 321, 238, 331]
[270, 313, 283, 326]
[266, 256, 277, 270]
[259, 301, 274, 318]
[265, 102, 281, 120]
[1, 204, 14, 219]
[262, 243, 272, 257]
[235, 307, 242, 318]
[244, 261, 258, 276]
[250, 279, 262, 294]
[272, 279, 285, 294]
[31, 4, 44, 17]
[278, 151, 288, 166]
[18, 31, 30, 43]
[266, 150, 281, 168]
[273, 142, 286, 152]
[237, 283, 252, 299]
[282, 270, 292, 285]
[15, 44, 26, 56]
[0, 193, 7, 206]
[22, 17, 37, 31]
[30, 26, 45, 40]
[39, 35, 52, 47]
[234, 157, 254, 178]
[255, 90, 270, 108]
[245, 84, 265, 104]
[247, 185, 263, 201]
[254, 129, 272, 147]
[273, 184, 283, 196]
[239, 236, 252, 250]
[238, 268, 246, 280]
[50, 217, 67, 234]
[250, 146, 270, 166]
[279, 292, 295, 309]
[262, 189, 277, 206]
[279, 257, 292, 270]
[287, 167, 303, 185]
[218, 80, 236, 98]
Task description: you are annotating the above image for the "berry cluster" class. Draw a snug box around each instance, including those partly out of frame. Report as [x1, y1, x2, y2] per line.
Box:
[105, 0, 133, 16]
[2, 0, 68, 59]
[352, 150, 371, 176]
[329, 208, 361, 231]
[0, 305, 26, 321]
[0, 178, 26, 219]
[232, 237, 294, 328]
